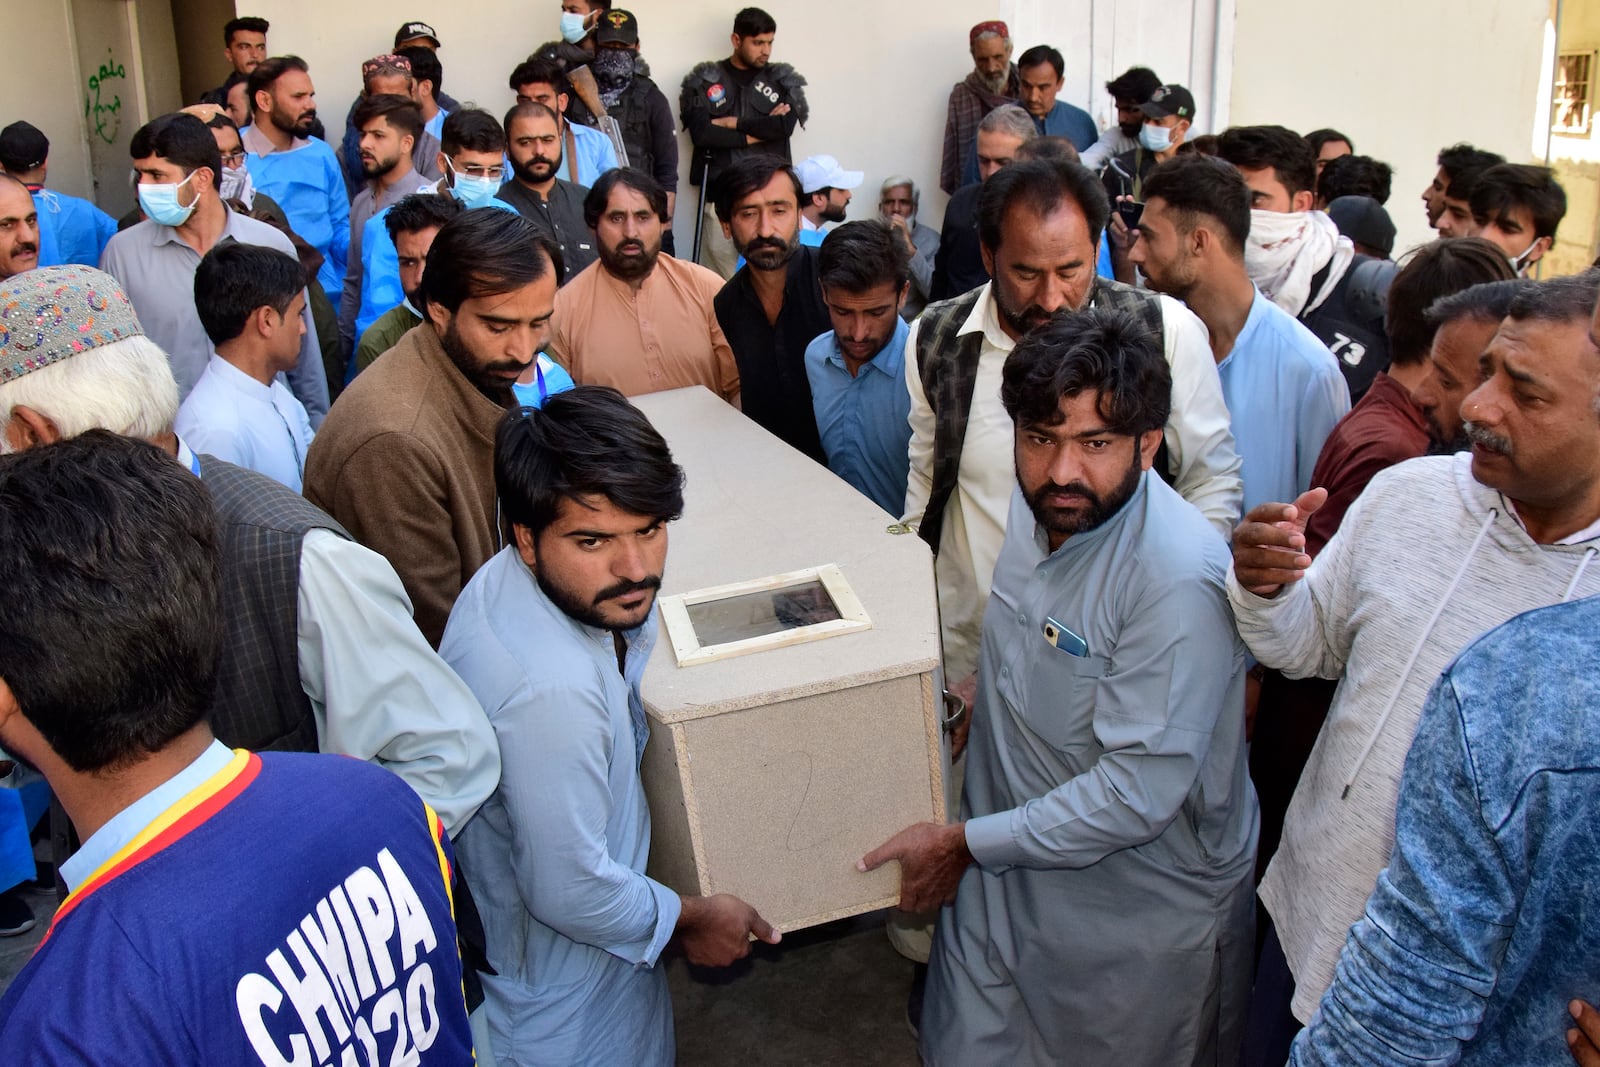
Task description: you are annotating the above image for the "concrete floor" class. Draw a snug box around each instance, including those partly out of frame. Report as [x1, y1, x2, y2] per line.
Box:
[1, 892, 920, 1065]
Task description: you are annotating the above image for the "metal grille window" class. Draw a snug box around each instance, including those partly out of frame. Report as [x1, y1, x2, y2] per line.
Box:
[1554, 51, 1594, 136]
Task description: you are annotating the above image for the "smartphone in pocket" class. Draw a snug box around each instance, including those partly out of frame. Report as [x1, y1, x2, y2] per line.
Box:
[1042, 617, 1089, 657]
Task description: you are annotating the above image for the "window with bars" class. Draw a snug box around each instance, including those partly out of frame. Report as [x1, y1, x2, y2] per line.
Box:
[1553, 51, 1594, 136]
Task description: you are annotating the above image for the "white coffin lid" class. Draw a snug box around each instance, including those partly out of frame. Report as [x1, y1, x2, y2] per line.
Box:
[633, 387, 940, 724]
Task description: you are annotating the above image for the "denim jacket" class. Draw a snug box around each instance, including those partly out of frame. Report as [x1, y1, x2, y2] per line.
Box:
[1292, 588, 1600, 1066]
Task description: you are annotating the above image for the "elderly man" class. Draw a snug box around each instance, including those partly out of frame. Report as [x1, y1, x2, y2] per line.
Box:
[1232, 272, 1600, 1067]
[867, 306, 1257, 1065]
[0, 264, 497, 834]
[932, 104, 1035, 301]
[880, 175, 940, 319]
[0, 431, 475, 1064]
[548, 168, 738, 402]
[100, 112, 329, 422]
[941, 21, 1019, 195]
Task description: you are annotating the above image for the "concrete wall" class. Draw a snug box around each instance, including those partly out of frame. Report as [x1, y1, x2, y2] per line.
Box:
[1, 4, 95, 199]
[225, 0, 1224, 235]
[1229, 0, 1550, 262]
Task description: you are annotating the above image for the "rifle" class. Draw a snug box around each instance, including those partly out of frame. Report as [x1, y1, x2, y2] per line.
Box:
[566, 65, 629, 168]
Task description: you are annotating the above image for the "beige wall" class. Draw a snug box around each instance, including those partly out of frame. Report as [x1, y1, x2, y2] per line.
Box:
[1, 4, 95, 199]
[232, 0, 1225, 235]
[1229, 0, 1550, 261]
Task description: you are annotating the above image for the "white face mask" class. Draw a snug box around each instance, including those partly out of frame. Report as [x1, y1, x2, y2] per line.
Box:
[1507, 237, 1541, 274]
[219, 164, 254, 205]
[1139, 123, 1173, 152]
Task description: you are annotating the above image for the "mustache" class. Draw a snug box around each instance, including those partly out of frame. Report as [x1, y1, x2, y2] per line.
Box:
[1464, 421, 1514, 457]
[594, 575, 661, 605]
[744, 237, 788, 253]
[14, 243, 37, 256]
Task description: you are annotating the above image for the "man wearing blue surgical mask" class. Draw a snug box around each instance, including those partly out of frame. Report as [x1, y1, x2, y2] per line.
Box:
[1101, 83, 1192, 205]
[100, 112, 330, 425]
[524, 0, 613, 128]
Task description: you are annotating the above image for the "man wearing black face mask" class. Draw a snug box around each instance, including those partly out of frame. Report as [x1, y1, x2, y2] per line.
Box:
[588, 11, 679, 254]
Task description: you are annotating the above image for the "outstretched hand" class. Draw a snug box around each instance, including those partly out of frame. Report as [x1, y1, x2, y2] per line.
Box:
[859, 821, 972, 914]
[1231, 488, 1329, 597]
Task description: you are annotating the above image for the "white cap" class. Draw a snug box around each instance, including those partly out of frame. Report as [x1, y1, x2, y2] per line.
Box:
[794, 154, 864, 194]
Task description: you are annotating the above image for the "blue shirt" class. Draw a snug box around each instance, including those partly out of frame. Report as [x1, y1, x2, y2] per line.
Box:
[803, 315, 912, 516]
[444, 547, 679, 1066]
[511, 354, 576, 409]
[557, 121, 620, 187]
[1033, 100, 1099, 152]
[1218, 289, 1350, 513]
[242, 130, 351, 297]
[31, 188, 116, 268]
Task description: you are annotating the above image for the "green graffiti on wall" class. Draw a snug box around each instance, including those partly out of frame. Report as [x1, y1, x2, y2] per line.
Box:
[85, 48, 127, 145]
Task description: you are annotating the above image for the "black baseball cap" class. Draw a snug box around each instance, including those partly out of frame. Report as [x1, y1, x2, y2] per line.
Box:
[1141, 84, 1195, 121]
[393, 21, 441, 48]
[0, 121, 49, 172]
[596, 9, 640, 46]
[1327, 196, 1397, 258]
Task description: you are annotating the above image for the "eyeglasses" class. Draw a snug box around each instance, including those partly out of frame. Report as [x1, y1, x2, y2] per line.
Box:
[220, 150, 247, 166]
[447, 159, 505, 181]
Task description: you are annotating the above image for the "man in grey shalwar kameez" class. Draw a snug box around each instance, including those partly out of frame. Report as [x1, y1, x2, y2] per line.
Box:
[864, 307, 1259, 1066]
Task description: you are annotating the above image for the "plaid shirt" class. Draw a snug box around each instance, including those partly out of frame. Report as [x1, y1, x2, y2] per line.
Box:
[940, 66, 1019, 195]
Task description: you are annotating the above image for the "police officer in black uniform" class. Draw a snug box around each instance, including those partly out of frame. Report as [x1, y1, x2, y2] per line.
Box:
[680, 6, 808, 278]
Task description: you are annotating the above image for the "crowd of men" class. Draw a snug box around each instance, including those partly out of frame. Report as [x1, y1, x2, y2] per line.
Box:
[0, 4, 1598, 1066]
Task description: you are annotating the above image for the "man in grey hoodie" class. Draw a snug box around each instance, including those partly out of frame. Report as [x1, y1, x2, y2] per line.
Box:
[1229, 270, 1600, 1066]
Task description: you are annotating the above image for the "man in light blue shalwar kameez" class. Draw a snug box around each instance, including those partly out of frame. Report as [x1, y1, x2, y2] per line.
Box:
[865, 306, 1259, 1067]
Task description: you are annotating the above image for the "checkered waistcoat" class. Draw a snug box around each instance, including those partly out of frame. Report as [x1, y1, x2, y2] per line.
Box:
[914, 278, 1168, 556]
[200, 454, 352, 753]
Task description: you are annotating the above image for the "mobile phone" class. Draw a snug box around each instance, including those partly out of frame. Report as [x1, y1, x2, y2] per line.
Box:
[1042, 617, 1089, 657]
[1117, 199, 1145, 229]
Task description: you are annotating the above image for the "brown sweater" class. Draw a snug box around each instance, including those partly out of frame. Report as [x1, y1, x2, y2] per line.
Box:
[303, 323, 508, 646]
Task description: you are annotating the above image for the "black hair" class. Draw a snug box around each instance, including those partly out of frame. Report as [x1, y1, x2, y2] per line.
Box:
[420, 208, 559, 319]
[246, 54, 308, 102]
[129, 113, 221, 183]
[1469, 163, 1567, 240]
[584, 168, 669, 229]
[733, 7, 777, 37]
[1017, 45, 1064, 80]
[396, 44, 443, 96]
[1015, 136, 1079, 164]
[977, 159, 1109, 253]
[1001, 307, 1172, 434]
[508, 56, 568, 96]
[1217, 125, 1317, 200]
[223, 16, 269, 45]
[1318, 154, 1392, 205]
[352, 94, 424, 143]
[818, 219, 910, 294]
[194, 241, 306, 345]
[199, 71, 250, 111]
[1140, 154, 1250, 254]
[1437, 143, 1505, 185]
[384, 190, 463, 243]
[1304, 128, 1352, 155]
[1423, 277, 1530, 331]
[712, 156, 803, 223]
[1105, 66, 1160, 103]
[441, 108, 506, 156]
[495, 387, 685, 539]
[1385, 238, 1517, 365]
[0, 432, 221, 773]
[1504, 270, 1600, 325]
[503, 101, 561, 140]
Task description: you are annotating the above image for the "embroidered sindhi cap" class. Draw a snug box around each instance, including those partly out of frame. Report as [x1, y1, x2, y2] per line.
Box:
[0, 266, 144, 385]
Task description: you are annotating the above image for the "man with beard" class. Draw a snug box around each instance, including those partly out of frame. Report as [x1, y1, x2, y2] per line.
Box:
[879, 176, 940, 319]
[242, 55, 350, 299]
[0, 174, 40, 280]
[354, 191, 462, 371]
[548, 168, 737, 402]
[1218, 125, 1397, 402]
[1079, 65, 1162, 172]
[941, 21, 1020, 195]
[590, 10, 680, 253]
[304, 209, 560, 646]
[339, 94, 434, 356]
[1231, 271, 1600, 1066]
[507, 56, 619, 188]
[864, 307, 1258, 1065]
[711, 156, 830, 460]
[498, 102, 597, 282]
[1129, 154, 1348, 513]
[804, 220, 913, 515]
[1412, 275, 1528, 456]
[904, 158, 1240, 710]
[796, 153, 863, 241]
[444, 389, 778, 1065]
